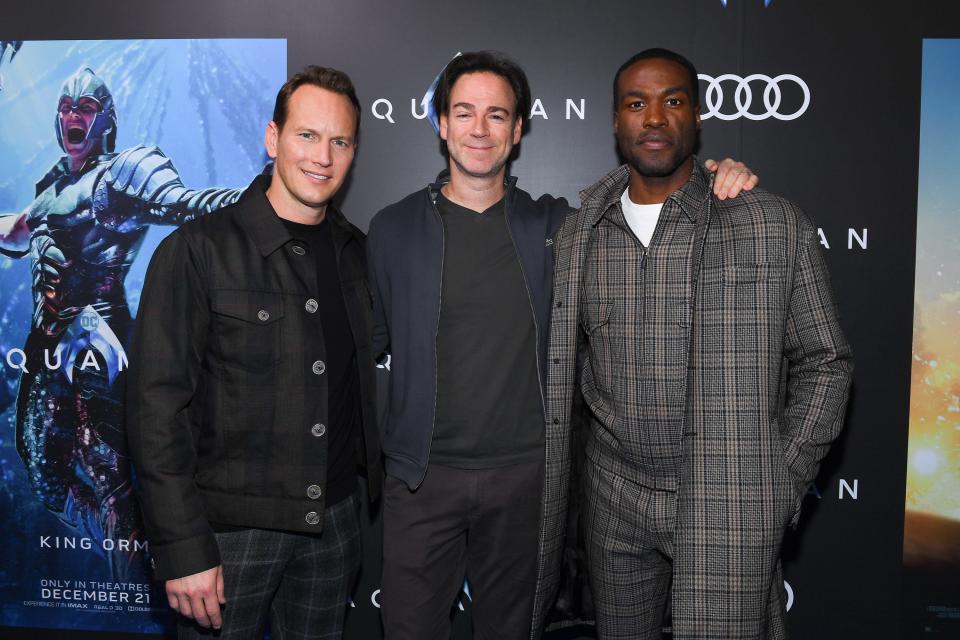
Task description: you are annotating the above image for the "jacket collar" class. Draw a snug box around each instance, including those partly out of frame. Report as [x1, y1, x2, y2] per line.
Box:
[427, 168, 518, 206]
[237, 173, 355, 257]
[579, 158, 714, 227]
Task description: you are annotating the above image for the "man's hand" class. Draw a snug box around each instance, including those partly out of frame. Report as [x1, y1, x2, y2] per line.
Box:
[704, 158, 759, 200]
[166, 565, 226, 629]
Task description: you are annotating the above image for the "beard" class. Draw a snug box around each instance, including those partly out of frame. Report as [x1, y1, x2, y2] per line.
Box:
[617, 135, 693, 179]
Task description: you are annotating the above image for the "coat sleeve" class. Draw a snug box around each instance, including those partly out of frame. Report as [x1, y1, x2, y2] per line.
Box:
[126, 231, 221, 580]
[780, 220, 854, 525]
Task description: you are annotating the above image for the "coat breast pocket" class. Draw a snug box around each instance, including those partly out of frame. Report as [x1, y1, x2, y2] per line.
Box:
[718, 261, 788, 338]
[210, 290, 284, 372]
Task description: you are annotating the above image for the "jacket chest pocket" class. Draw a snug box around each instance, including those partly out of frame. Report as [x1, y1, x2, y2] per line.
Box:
[581, 299, 616, 394]
[210, 290, 284, 372]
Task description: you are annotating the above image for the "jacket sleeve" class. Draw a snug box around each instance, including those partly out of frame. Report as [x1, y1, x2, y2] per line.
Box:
[781, 220, 854, 526]
[126, 230, 220, 580]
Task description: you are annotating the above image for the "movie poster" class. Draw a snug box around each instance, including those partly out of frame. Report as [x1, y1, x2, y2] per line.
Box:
[903, 38, 960, 636]
[0, 39, 285, 634]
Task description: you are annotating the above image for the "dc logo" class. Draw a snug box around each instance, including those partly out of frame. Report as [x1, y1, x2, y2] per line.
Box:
[784, 580, 794, 611]
[79, 310, 100, 331]
[698, 74, 810, 121]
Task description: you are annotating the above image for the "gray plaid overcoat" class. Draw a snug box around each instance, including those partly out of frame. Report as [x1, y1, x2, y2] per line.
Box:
[531, 163, 853, 639]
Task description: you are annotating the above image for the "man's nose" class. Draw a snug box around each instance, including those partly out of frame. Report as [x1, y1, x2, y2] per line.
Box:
[471, 117, 489, 137]
[312, 143, 332, 166]
[643, 104, 667, 128]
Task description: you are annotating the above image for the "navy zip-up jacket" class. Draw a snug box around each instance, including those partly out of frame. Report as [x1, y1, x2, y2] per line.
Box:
[367, 172, 570, 489]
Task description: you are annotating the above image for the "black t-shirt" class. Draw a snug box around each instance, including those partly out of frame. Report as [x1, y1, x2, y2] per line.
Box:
[430, 192, 544, 468]
[281, 217, 359, 506]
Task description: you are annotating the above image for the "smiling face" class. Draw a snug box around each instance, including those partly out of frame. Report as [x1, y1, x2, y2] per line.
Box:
[614, 57, 700, 185]
[265, 84, 357, 222]
[439, 71, 522, 182]
[57, 95, 102, 161]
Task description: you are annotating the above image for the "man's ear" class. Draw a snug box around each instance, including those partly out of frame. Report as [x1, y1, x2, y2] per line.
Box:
[439, 113, 448, 142]
[265, 121, 279, 159]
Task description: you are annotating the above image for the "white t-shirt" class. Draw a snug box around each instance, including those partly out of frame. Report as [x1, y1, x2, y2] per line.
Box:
[620, 188, 663, 246]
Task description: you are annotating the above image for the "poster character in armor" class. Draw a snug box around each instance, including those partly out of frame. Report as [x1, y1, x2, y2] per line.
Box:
[0, 67, 243, 577]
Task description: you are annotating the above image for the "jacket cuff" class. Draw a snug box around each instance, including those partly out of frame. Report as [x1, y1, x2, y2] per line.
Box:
[148, 532, 221, 581]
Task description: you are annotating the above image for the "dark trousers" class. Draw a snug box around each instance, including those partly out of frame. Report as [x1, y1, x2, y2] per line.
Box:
[381, 459, 542, 640]
[583, 459, 677, 640]
[177, 493, 361, 640]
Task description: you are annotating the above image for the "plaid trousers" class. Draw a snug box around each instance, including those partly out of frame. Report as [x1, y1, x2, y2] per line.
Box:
[177, 493, 361, 640]
[583, 454, 676, 640]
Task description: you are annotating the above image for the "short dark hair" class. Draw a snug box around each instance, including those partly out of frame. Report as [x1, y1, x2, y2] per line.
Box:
[272, 65, 361, 135]
[431, 51, 532, 133]
[613, 48, 700, 112]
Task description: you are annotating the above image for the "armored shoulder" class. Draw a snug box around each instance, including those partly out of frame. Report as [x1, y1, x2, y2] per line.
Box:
[103, 145, 185, 201]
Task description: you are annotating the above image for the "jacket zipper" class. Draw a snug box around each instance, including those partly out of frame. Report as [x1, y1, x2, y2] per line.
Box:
[413, 187, 445, 490]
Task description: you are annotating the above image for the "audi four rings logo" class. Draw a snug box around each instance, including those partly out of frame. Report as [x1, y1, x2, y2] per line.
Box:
[698, 74, 810, 121]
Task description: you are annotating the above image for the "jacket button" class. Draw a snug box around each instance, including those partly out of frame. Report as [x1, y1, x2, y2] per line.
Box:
[305, 511, 320, 525]
[292, 245, 306, 256]
[307, 484, 323, 499]
[305, 298, 319, 313]
[311, 423, 326, 437]
[312, 360, 326, 375]
[257, 310, 270, 322]
[556, 300, 563, 307]
[553, 418, 560, 424]
[553, 358, 560, 364]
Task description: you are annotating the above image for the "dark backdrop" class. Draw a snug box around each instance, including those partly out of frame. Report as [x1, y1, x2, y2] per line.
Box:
[3, 1, 959, 638]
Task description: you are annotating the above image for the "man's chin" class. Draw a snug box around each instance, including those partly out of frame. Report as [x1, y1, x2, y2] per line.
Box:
[65, 143, 95, 161]
[452, 158, 507, 181]
[627, 156, 686, 179]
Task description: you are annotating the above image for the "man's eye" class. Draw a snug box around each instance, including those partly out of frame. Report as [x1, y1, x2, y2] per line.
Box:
[628, 101, 644, 109]
[666, 98, 682, 106]
[299, 132, 315, 140]
[333, 139, 349, 148]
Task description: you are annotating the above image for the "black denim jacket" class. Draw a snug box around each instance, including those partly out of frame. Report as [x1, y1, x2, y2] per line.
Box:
[127, 175, 381, 581]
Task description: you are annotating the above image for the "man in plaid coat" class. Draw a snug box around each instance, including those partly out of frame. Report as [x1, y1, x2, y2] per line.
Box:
[531, 48, 853, 639]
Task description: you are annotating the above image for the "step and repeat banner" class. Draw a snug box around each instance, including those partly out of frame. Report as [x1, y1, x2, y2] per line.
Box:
[1, 1, 958, 638]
